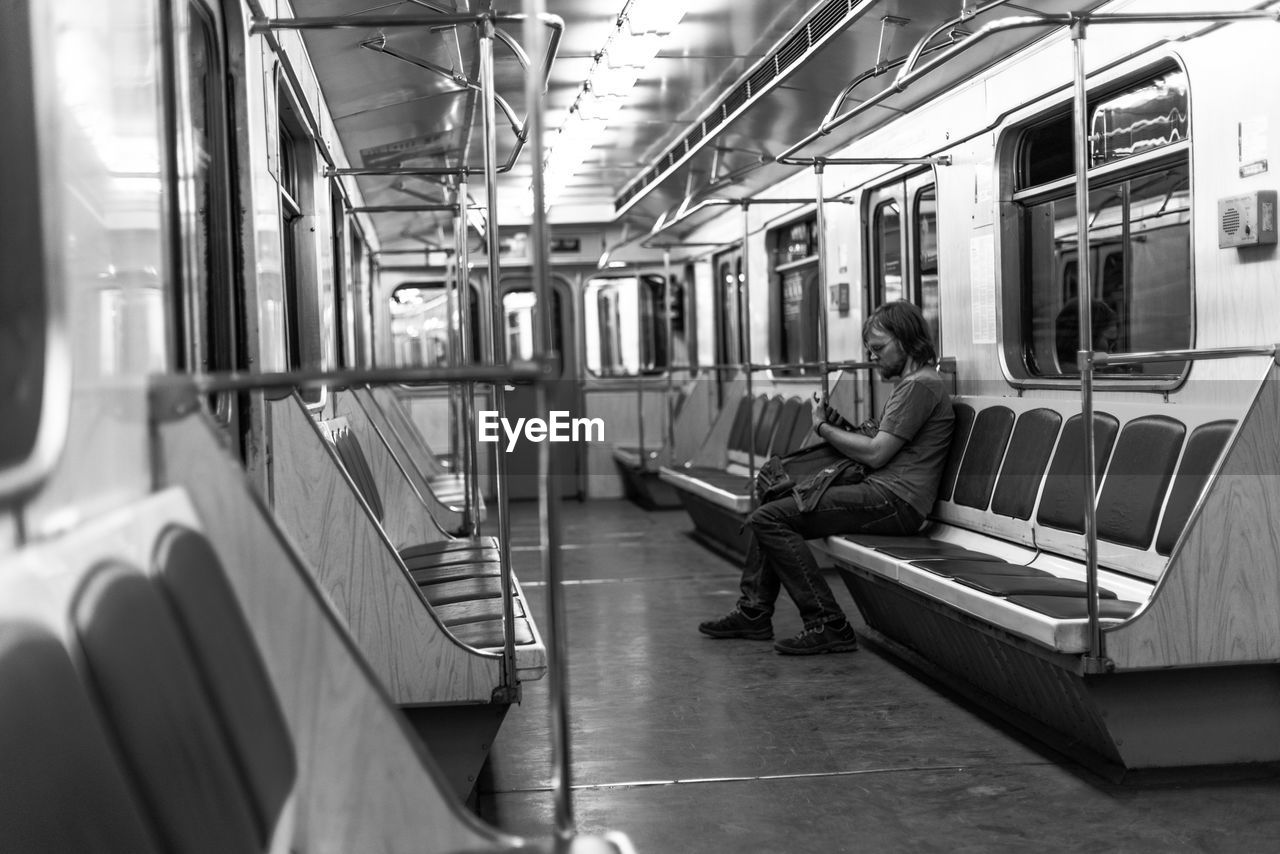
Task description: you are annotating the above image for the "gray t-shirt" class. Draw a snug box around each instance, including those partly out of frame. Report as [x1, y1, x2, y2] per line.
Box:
[864, 368, 955, 517]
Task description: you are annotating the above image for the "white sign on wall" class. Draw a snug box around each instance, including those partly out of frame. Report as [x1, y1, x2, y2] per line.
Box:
[969, 233, 997, 345]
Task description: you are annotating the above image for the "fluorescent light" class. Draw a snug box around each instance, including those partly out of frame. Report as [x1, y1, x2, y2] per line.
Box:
[538, 1, 686, 211]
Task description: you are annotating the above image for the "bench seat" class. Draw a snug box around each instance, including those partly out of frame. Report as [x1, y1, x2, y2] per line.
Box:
[659, 393, 815, 552]
[658, 465, 755, 514]
[826, 529, 1148, 652]
[829, 395, 1237, 656]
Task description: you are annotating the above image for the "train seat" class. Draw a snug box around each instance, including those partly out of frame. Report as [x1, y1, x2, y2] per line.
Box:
[322, 419, 541, 646]
[0, 623, 164, 853]
[264, 394, 546, 697]
[343, 388, 493, 543]
[661, 395, 813, 510]
[659, 393, 815, 557]
[611, 377, 697, 467]
[325, 419, 499, 572]
[0, 492, 630, 854]
[827, 396, 1239, 654]
[612, 378, 718, 510]
[361, 386, 486, 521]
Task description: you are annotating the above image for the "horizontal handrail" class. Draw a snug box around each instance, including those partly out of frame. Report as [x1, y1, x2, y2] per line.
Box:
[745, 360, 876, 373]
[175, 363, 550, 396]
[777, 15, 1055, 163]
[1094, 344, 1279, 368]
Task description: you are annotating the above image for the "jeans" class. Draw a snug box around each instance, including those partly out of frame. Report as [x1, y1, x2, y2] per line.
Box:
[738, 481, 923, 629]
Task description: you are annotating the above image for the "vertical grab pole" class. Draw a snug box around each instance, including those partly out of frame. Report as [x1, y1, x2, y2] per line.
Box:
[741, 201, 756, 492]
[636, 268, 646, 466]
[663, 248, 676, 458]
[456, 178, 481, 536]
[814, 162, 832, 401]
[480, 17, 519, 697]
[440, 223, 461, 483]
[1071, 19, 1104, 669]
[523, 6, 575, 844]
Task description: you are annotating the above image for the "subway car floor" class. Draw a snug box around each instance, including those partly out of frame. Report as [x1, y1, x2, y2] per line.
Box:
[476, 499, 1280, 853]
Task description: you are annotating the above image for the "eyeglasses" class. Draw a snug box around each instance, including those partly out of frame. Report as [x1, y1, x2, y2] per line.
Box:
[865, 339, 897, 359]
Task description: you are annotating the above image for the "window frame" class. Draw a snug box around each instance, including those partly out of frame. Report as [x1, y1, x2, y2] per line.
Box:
[767, 213, 821, 377]
[177, 0, 241, 428]
[581, 272, 670, 378]
[0, 0, 69, 502]
[996, 57, 1195, 393]
[274, 70, 327, 406]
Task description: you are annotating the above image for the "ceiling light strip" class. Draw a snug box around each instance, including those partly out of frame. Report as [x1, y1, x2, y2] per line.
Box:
[613, 0, 874, 217]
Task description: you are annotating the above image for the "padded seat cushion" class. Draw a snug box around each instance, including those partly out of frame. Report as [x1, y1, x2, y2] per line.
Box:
[72, 565, 262, 854]
[0, 623, 161, 853]
[1156, 420, 1236, 556]
[769, 400, 803, 456]
[937, 403, 976, 501]
[989, 408, 1062, 520]
[952, 405, 1015, 510]
[952, 573, 1117, 598]
[752, 396, 784, 457]
[876, 544, 1004, 562]
[153, 529, 296, 844]
[1095, 415, 1185, 550]
[1036, 412, 1120, 533]
[1006, 595, 1141, 620]
[726, 396, 755, 454]
[910, 559, 1051, 578]
[780, 400, 816, 455]
[675, 467, 752, 496]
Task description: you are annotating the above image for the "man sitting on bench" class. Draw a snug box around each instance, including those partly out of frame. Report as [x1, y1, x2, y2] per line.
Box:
[699, 300, 955, 654]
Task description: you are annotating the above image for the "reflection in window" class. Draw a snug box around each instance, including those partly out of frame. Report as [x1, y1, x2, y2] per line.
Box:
[584, 275, 669, 376]
[1023, 163, 1190, 377]
[389, 284, 479, 368]
[504, 290, 537, 362]
[1013, 67, 1191, 383]
[914, 187, 940, 354]
[873, 200, 903, 304]
[1090, 70, 1188, 167]
[715, 250, 743, 368]
[769, 215, 820, 376]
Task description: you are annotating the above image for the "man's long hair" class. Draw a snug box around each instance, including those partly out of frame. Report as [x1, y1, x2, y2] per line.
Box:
[862, 300, 937, 365]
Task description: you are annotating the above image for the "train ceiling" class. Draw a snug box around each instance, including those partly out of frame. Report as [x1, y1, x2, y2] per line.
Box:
[289, 0, 1114, 256]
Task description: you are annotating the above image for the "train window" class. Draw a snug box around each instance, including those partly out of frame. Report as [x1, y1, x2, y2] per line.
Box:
[0, 0, 66, 496]
[330, 185, 348, 369]
[769, 215, 820, 376]
[871, 200, 904, 305]
[276, 79, 327, 403]
[349, 230, 370, 367]
[1010, 67, 1191, 383]
[389, 283, 480, 368]
[1018, 113, 1075, 188]
[1090, 71, 1188, 167]
[714, 248, 744, 368]
[914, 186, 941, 354]
[583, 275, 669, 376]
[278, 116, 303, 370]
[176, 0, 239, 424]
[504, 291, 537, 361]
[671, 263, 696, 368]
